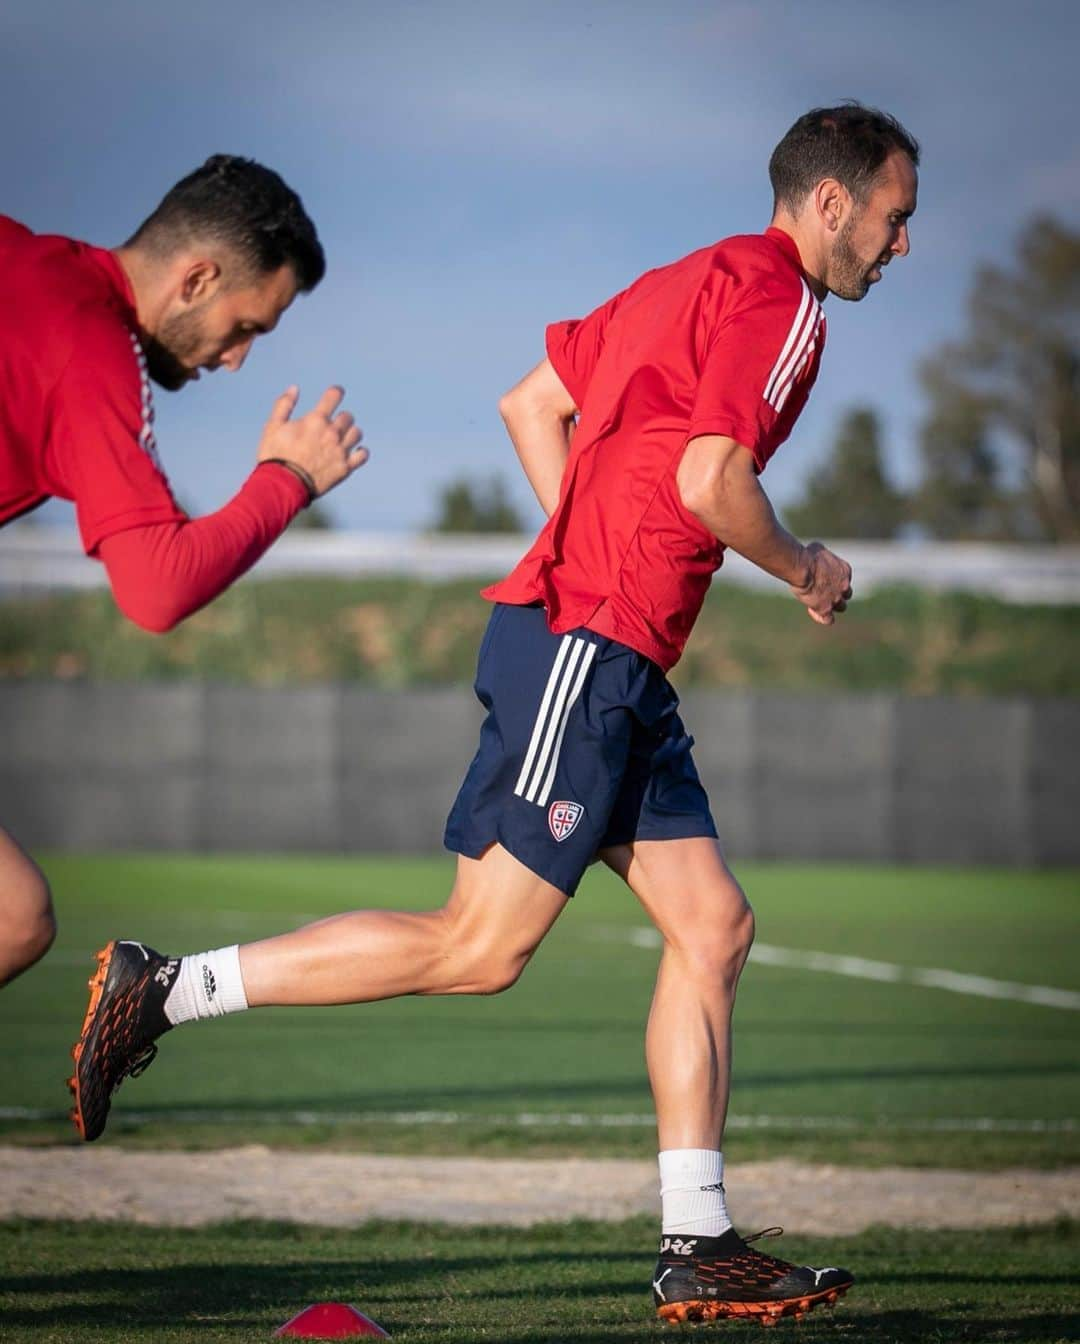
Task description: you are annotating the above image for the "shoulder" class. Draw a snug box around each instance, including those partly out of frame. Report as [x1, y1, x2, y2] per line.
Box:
[709, 234, 806, 296]
[1, 228, 138, 389]
[0, 215, 34, 249]
[696, 236, 814, 337]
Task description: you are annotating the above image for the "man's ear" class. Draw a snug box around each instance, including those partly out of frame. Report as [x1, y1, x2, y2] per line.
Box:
[178, 258, 222, 305]
[813, 177, 852, 233]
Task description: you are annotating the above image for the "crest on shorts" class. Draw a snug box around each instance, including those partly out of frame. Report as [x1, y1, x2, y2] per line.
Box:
[548, 800, 584, 842]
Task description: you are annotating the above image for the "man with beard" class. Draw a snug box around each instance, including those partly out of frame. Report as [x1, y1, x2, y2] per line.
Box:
[0, 155, 367, 985]
[72, 106, 918, 1325]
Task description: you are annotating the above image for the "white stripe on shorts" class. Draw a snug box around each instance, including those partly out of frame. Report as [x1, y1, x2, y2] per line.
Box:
[536, 641, 596, 806]
[514, 634, 597, 805]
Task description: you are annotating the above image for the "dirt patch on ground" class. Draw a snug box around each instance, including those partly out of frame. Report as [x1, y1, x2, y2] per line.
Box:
[4, 1146, 1078, 1232]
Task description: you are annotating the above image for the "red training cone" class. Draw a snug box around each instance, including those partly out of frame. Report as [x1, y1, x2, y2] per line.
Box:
[274, 1301, 390, 1338]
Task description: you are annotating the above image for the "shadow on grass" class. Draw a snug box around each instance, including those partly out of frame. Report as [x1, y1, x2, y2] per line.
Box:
[19, 1050, 1076, 1123]
[5, 1254, 1080, 1342]
[4, 1220, 1079, 1342]
[2, 1251, 631, 1336]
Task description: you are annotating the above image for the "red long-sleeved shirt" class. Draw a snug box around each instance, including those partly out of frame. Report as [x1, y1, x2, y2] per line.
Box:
[0, 214, 307, 630]
[98, 464, 307, 631]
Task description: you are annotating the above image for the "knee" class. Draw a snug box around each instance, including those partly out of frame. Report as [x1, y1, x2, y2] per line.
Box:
[457, 947, 529, 996]
[22, 904, 58, 966]
[730, 897, 756, 962]
[679, 891, 755, 989]
[0, 868, 57, 982]
[438, 916, 532, 996]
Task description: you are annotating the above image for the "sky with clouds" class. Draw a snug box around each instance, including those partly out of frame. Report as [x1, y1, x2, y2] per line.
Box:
[4, 0, 1077, 532]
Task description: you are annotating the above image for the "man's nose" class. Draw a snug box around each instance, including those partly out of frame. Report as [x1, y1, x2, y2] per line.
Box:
[221, 337, 255, 372]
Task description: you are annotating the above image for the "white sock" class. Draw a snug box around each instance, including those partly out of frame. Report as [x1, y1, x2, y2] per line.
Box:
[659, 1148, 732, 1236]
[163, 945, 249, 1025]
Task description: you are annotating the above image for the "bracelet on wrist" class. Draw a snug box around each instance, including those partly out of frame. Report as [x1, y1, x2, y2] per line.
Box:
[260, 457, 317, 504]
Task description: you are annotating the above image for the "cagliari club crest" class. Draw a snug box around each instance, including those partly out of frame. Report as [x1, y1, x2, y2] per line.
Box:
[548, 800, 584, 843]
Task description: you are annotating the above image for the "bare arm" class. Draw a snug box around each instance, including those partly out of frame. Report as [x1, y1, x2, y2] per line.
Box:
[677, 435, 852, 626]
[498, 359, 578, 518]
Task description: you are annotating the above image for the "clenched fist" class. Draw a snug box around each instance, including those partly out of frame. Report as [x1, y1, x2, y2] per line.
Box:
[790, 541, 853, 626]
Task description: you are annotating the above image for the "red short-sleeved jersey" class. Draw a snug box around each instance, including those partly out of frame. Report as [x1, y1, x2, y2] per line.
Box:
[0, 215, 187, 551]
[485, 227, 826, 671]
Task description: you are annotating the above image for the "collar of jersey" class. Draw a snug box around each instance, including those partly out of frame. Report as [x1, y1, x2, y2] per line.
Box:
[763, 226, 807, 276]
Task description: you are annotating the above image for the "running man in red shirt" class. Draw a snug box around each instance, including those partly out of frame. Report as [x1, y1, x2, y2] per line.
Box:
[0, 155, 366, 985]
[72, 106, 918, 1325]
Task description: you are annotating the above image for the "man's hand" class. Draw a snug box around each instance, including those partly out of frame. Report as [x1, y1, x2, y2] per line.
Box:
[790, 541, 853, 626]
[256, 385, 368, 497]
[677, 437, 853, 628]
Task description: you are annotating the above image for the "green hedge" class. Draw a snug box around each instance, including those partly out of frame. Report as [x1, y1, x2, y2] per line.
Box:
[1, 576, 1077, 695]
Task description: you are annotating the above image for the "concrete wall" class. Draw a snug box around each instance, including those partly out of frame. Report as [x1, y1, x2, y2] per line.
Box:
[2, 682, 1077, 864]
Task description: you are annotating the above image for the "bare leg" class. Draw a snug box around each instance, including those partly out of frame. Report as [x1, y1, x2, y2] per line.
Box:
[0, 825, 56, 987]
[239, 843, 569, 1006]
[601, 837, 754, 1150]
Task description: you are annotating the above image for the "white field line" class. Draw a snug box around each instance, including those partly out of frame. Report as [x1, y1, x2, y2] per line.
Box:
[0, 1107, 1074, 1134]
[624, 928, 1080, 1011]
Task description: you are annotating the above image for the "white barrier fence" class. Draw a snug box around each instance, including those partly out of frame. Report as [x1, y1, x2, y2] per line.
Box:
[1, 527, 1079, 603]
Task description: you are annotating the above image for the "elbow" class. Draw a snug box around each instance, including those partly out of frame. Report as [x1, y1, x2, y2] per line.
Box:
[497, 386, 521, 431]
[677, 439, 751, 523]
[111, 586, 191, 634]
[118, 601, 183, 635]
[99, 524, 208, 633]
[676, 457, 722, 523]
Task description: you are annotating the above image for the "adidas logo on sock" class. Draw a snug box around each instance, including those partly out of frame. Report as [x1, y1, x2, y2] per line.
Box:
[202, 966, 217, 1002]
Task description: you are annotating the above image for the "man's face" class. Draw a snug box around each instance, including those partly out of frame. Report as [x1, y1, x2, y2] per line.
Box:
[144, 262, 299, 391]
[825, 151, 918, 302]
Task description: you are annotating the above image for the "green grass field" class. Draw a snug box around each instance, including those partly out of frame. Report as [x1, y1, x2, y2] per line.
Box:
[2, 855, 1078, 1342]
[3, 1217, 1078, 1343]
[1, 855, 1077, 1167]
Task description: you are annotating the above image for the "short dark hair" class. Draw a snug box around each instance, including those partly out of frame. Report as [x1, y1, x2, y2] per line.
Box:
[769, 103, 920, 213]
[126, 154, 325, 291]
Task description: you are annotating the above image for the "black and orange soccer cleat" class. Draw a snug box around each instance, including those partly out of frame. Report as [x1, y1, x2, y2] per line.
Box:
[68, 940, 178, 1142]
[652, 1227, 853, 1327]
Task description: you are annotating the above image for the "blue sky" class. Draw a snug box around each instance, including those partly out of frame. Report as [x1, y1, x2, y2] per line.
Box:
[5, 0, 1077, 532]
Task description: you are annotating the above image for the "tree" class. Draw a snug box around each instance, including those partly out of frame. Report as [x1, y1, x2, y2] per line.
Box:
[288, 500, 334, 530]
[915, 215, 1080, 541]
[784, 406, 904, 538]
[429, 475, 524, 533]
[911, 362, 1017, 539]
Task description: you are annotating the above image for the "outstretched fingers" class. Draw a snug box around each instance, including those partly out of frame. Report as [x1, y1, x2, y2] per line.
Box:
[313, 384, 345, 421]
[257, 385, 368, 497]
[265, 385, 301, 428]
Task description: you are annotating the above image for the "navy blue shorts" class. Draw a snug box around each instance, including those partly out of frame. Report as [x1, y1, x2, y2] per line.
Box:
[444, 603, 717, 896]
